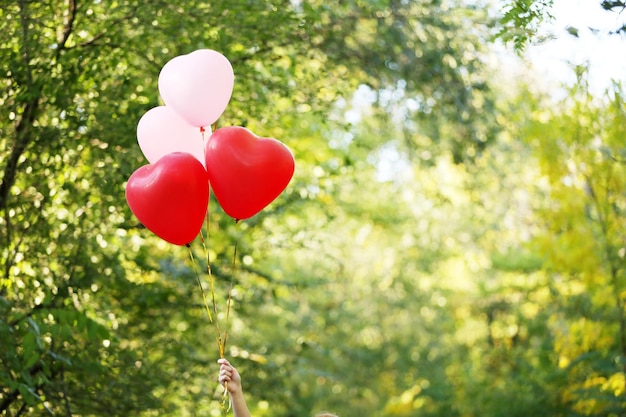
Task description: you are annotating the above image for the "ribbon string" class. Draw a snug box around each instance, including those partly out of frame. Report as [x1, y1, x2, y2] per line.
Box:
[193, 211, 239, 413]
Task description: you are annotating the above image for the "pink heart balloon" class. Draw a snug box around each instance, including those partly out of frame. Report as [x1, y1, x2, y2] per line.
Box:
[137, 106, 207, 165]
[158, 49, 234, 128]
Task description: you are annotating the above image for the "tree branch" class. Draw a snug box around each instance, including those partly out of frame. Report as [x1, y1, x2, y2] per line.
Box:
[58, 0, 77, 51]
[1, 0, 42, 285]
[0, 97, 39, 279]
[60, 366, 73, 416]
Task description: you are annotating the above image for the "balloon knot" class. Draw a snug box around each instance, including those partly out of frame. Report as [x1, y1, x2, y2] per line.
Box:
[200, 126, 205, 133]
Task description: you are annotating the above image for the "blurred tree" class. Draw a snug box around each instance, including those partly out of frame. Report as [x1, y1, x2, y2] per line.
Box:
[511, 74, 626, 415]
[0, 0, 501, 415]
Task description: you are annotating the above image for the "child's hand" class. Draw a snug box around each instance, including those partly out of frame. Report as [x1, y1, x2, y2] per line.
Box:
[218, 358, 243, 395]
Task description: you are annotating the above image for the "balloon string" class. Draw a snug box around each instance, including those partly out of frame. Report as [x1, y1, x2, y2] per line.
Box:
[218, 236, 238, 412]
[202, 230, 226, 358]
[186, 244, 213, 323]
[226, 241, 236, 332]
[198, 212, 231, 410]
[197, 126, 230, 412]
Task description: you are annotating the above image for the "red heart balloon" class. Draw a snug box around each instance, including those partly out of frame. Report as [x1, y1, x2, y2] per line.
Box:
[205, 126, 295, 220]
[125, 152, 209, 245]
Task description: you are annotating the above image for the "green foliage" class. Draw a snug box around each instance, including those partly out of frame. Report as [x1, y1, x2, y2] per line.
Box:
[0, 0, 503, 414]
[3, 0, 625, 416]
[513, 74, 626, 416]
[496, 0, 554, 52]
[496, 0, 626, 51]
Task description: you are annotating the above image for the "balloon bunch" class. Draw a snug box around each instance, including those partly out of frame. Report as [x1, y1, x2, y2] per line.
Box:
[125, 49, 296, 245]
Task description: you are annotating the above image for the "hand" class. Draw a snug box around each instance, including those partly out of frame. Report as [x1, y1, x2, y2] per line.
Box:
[218, 358, 243, 395]
[217, 358, 251, 417]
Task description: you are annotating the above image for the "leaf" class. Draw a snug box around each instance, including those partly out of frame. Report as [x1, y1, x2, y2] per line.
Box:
[17, 383, 41, 406]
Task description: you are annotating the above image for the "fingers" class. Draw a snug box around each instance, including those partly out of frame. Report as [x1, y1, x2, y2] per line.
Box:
[217, 358, 231, 366]
[218, 367, 232, 382]
[217, 358, 234, 385]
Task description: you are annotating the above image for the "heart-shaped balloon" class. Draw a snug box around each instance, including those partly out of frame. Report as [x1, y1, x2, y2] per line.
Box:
[125, 152, 209, 245]
[158, 49, 234, 128]
[205, 126, 295, 220]
[137, 106, 207, 165]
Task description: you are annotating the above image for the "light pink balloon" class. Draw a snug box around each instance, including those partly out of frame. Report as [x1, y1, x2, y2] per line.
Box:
[158, 49, 234, 128]
[137, 106, 207, 165]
